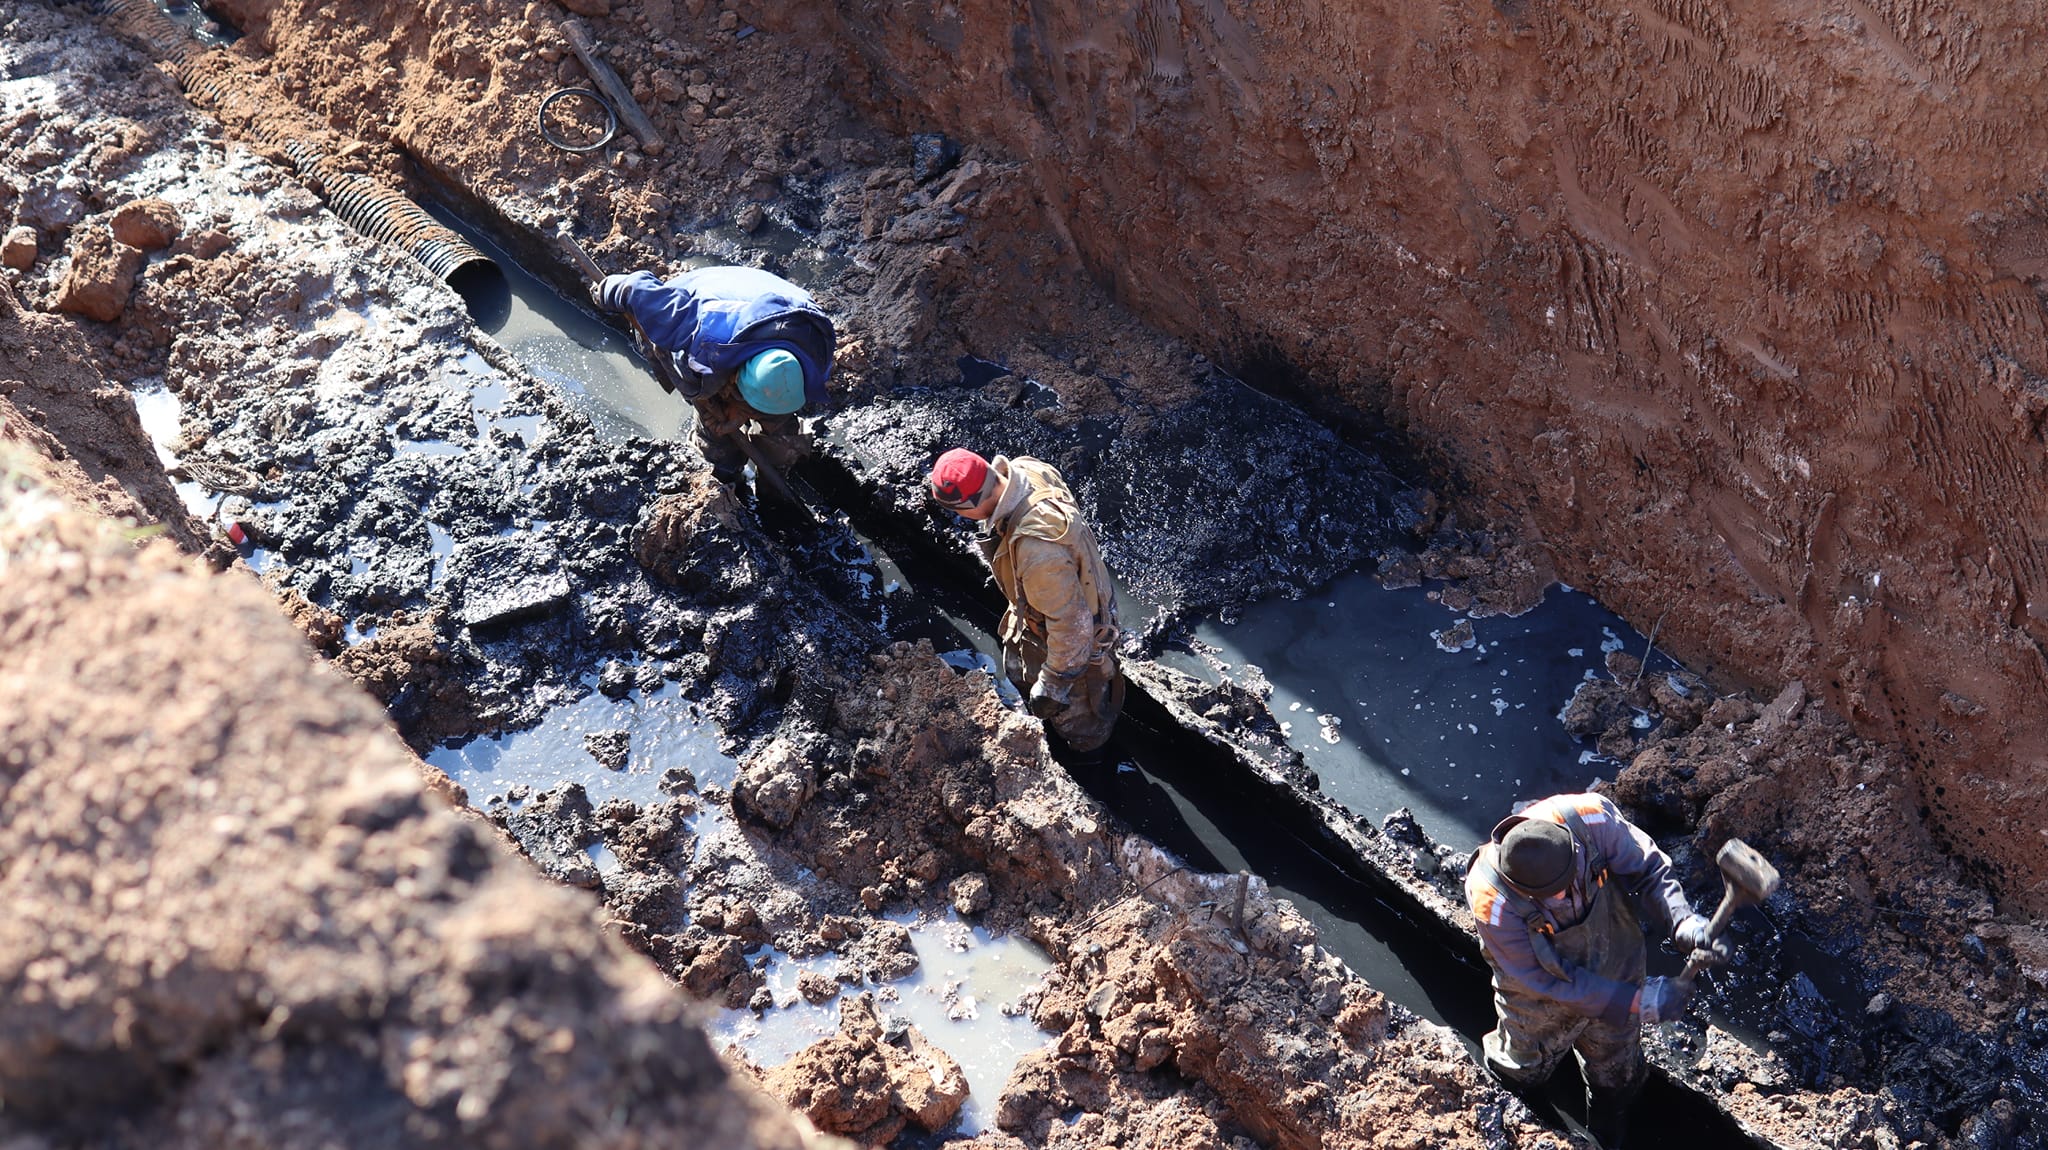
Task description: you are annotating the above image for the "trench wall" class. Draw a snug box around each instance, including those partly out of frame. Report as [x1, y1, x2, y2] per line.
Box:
[792, 0, 2048, 909]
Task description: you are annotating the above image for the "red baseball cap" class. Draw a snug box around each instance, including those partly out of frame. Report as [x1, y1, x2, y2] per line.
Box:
[928, 448, 992, 508]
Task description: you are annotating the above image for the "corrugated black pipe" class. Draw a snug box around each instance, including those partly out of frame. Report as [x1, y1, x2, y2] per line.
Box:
[98, 0, 500, 301]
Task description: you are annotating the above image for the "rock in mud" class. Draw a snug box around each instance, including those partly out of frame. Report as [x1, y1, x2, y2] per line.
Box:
[734, 737, 820, 829]
[53, 224, 143, 322]
[633, 477, 759, 598]
[1562, 675, 1635, 740]
[910, 132, 961, 184]
[679, 930, 754, 1003]
[586, 728, 631, 769]
[109, 197, 181, 250]
[1380, 806, 1428, 850]
[949, 871, 991, 916]
[1431, 616, 1475, 652]
[843, 920, 920, 982]
[497, 783, 604, 889]
[1, 226, 35, 271]
[445, 534, 572, 629]
[761, 993, 967, 1144]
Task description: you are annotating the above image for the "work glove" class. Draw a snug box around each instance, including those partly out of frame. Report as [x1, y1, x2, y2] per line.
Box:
[1638, 975, 1693, 1025]
[591, 273, 635, 313]
[1027, 671, 1074, 720]
[1675, 913, 1732, 965]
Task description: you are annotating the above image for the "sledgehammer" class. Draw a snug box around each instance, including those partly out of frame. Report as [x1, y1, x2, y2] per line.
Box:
[1677, 838, 1780, 988]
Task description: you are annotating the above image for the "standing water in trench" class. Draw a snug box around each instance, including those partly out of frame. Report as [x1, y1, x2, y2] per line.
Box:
[427, 204, 681, 443]
[422, 217, 1760, 1146]
[1166, 577, 1680, 850]
[711, 914, 1056, 1137]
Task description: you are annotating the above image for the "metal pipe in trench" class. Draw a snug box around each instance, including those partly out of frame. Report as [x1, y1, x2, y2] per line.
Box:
[98, 0, 497, 294]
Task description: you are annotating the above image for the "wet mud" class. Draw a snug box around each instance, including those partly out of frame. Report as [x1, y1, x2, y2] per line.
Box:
[3, 1, 2047, 1148]
[0, 450, 825, 1150]
[803, 0, 2048, 923]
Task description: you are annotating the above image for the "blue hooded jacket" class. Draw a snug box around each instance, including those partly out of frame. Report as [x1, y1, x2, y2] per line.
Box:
[604, 267, 835, 408]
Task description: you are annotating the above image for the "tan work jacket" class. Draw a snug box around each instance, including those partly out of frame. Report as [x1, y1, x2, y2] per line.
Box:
[982, 457, 1118, 682]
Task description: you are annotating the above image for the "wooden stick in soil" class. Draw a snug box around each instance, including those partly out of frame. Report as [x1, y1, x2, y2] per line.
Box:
[559, 17, 663, 153]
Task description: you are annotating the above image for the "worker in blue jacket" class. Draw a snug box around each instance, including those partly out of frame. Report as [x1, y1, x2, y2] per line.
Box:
[593, 266, 835, 486]
[1466, 793, 1726, 1147]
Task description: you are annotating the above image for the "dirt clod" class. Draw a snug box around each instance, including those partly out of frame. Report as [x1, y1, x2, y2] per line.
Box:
[586, 728, 631, 769]
[109, 198, 181, 250]
[54, 225, 143, 322]
[1, 226, 35, 270]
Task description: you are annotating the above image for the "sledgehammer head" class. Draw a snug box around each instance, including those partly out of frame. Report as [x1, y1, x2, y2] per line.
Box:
[1680, 839, 1784, 985]
[1715, 838, 1780, 906]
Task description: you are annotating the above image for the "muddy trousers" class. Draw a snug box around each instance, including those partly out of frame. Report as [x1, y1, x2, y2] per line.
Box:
[1002, 632, 1125, 754]
[1484, 1005, 1645, 1148]
[692, 407, 808, 488]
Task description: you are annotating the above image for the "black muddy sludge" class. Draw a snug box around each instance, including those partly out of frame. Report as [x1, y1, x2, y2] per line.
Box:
[159, 174, 2022, 1144]
[16, 0, 2039, 1143]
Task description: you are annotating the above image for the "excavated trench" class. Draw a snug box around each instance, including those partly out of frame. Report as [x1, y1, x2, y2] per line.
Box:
[421, 194, 1770, 1146]
[6, 1, 2048, 1147]
[425, 187, 2047, 1147]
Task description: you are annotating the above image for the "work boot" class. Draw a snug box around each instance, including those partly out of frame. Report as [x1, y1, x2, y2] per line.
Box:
[1584, 1082, 1642, 1149]
[1482, 1056, 1556, 1124]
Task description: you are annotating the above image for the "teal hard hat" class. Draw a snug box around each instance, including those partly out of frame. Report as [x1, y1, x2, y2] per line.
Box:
[736, 348, 806, 414]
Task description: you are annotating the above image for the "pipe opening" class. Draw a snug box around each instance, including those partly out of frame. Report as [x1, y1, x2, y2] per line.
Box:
[447, 260, 512, 331]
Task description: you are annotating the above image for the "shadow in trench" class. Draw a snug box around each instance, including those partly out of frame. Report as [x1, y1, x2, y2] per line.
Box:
[785, 454, 1759, 1148]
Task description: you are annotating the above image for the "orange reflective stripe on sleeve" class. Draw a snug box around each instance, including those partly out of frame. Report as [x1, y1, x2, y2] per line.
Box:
[1473, 884, 1507, 927]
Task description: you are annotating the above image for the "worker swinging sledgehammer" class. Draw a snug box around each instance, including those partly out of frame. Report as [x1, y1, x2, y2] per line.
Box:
[590, 265, 835, 493]
[927, 448, 1125, 754]
[1466, 792, 1735, 1148]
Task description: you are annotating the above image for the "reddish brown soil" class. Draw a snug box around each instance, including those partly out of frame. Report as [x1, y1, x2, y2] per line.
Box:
[0, 283, 203, 552]
[987, 871, 1574, 1150]
[791, 0, 2048, 914]
[0, 452, 823, 1149]
[16, 0, 2048, 1143]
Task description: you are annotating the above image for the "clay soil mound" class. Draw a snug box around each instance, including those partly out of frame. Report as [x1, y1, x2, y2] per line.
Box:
[0, 452, 826, 1149]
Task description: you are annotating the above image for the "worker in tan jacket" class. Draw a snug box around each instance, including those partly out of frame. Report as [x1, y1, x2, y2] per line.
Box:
[927, 448, 1124, 752]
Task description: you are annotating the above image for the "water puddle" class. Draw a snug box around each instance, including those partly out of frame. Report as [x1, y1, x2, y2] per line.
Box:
[1168, 574, 1677, 850]
[429, 679, 731, 808]
[132, 384, 223, 518]
[710, 913, 1053, 1136]
[426, 205, 683, 444]
[431, 675, 1053, 1136]
[394, 438, 465, 457]
[427, 523, 454, 582]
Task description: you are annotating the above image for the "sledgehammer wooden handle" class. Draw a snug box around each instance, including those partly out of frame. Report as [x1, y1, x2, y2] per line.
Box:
[560, 18, 662, 152]
[1679, 838, 1780, 986]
